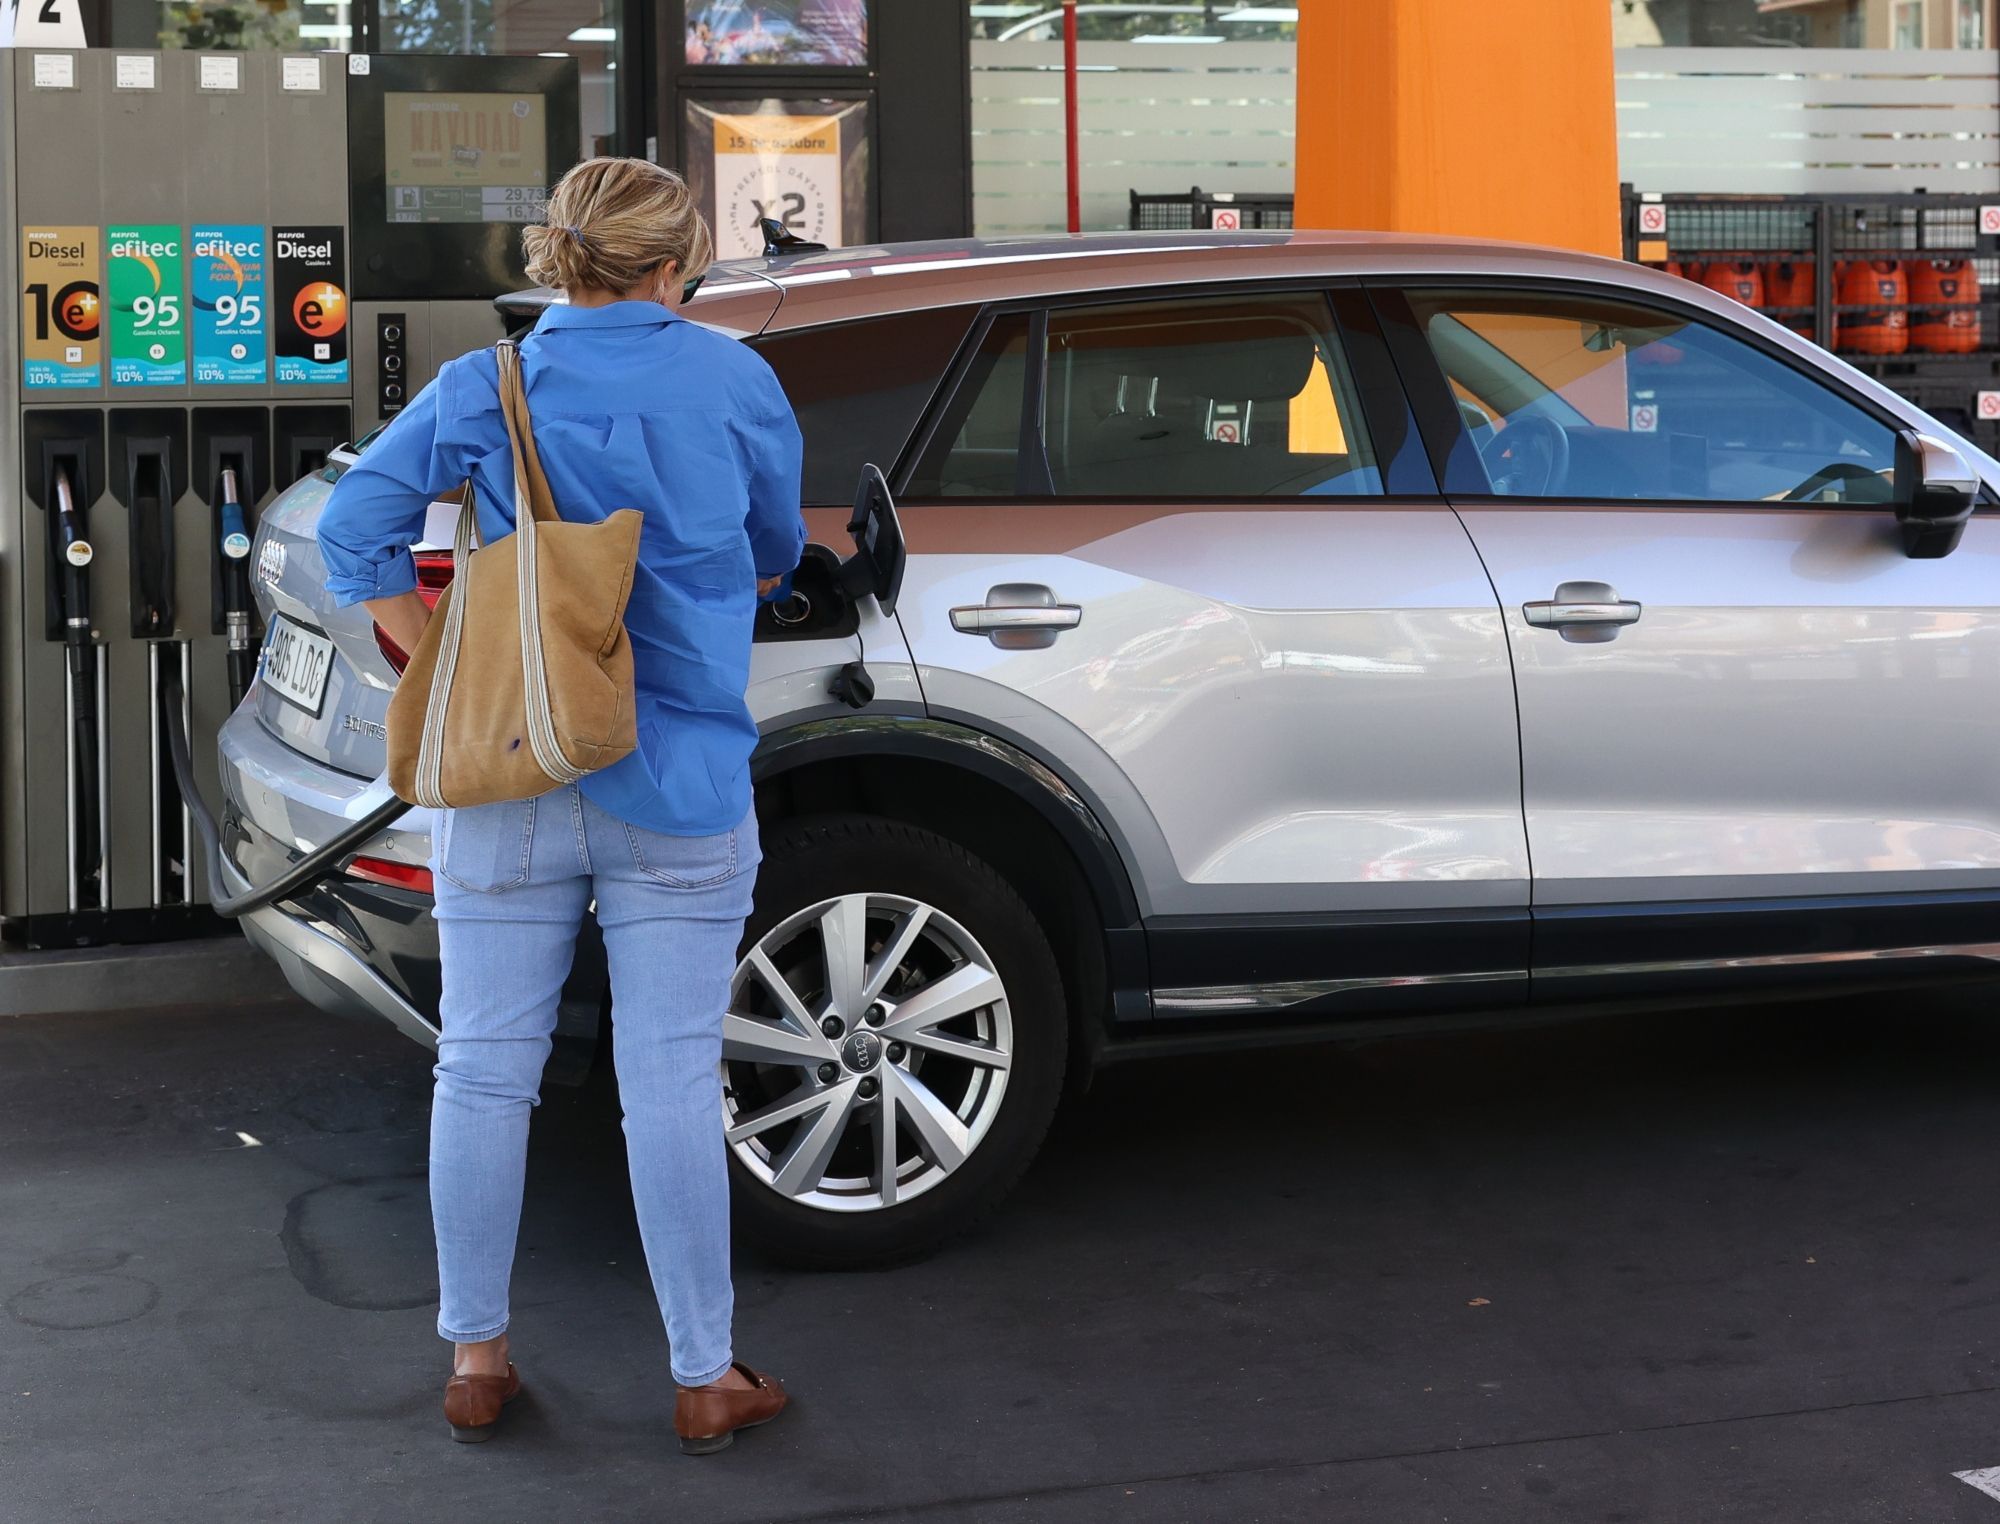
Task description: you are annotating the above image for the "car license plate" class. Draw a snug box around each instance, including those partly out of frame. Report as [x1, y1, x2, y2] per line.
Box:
[261, 615, 334, 716]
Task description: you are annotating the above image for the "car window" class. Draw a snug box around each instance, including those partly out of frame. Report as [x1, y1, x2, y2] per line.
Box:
[1045, 293, 1380, 498]
[751, 308, 975, 506]
[904, 292, 1382, 500]
[1404, 289, 1903, 505]
[903, 313, 1034, 498]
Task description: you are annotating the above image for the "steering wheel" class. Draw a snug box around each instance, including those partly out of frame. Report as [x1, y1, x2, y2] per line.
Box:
[1782, 461, 1895, 505]
[1478, 414, 1571, 497]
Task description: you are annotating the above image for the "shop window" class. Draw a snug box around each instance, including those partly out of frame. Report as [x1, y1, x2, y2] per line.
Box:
[751, 308, 978, 506]
[380, 0, 620, 153]
[1406, 288, 1901, 505]
[1894, 0, 1926, 46]
[1960, 0, 1988, 48]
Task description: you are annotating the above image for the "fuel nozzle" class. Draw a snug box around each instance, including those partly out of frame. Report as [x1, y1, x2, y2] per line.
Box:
[219, 467, 250, 562]
[54, 465, 93, 661]
[218, 466, 257, 708]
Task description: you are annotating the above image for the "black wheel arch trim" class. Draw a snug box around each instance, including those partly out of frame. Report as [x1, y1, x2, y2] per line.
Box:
[750, 713, 1144, 929]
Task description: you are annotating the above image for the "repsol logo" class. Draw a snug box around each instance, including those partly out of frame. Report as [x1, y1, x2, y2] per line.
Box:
[194, 236, 260, 258]
[111, 236, 178, 259]
[277, 237, 331, 261]
[27, 236, 84, 260]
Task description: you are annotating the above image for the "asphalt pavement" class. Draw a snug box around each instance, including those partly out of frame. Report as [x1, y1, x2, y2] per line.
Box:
[6, 971, 2000, 1523]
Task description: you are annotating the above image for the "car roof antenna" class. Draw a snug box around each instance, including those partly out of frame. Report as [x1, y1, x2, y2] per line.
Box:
[760, 218, 829, 257]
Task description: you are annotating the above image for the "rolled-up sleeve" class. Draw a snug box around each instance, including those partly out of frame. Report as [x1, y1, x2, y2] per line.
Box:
[316, 370, 473, 608]
[743, 386, 807, 581]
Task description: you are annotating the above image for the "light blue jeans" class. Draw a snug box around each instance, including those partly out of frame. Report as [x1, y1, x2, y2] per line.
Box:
[428, 783, 757, 1387]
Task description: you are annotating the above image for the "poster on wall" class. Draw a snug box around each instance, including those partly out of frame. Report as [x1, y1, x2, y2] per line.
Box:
[106, 224, 186, 387]
[685, 1, 868, 66]
[683, 97, 870, 261]
[271, 226, 348, 385]
[190, 225, 268, 386]
[20, 226, 100, 391]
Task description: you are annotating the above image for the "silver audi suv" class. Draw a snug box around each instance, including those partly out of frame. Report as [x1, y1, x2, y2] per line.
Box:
[217, 230, 2000, 1265]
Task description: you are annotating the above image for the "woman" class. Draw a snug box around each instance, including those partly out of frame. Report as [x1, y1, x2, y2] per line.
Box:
[315, 158, 806, 1454]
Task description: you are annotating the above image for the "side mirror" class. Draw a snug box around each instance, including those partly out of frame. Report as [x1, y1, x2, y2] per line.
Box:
[836, 463, 906, 616]
[1895, 429, 1979, 559]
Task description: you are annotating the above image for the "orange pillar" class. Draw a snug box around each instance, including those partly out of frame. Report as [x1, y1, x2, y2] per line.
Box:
[1294, 0, 1622, 257]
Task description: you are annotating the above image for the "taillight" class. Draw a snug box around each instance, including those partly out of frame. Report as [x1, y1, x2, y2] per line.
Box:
[373, 551, 455, 673]
[348, 855, 434, 895]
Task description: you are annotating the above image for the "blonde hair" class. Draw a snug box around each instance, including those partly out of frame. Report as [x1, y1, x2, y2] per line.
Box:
[522, 157, 715, 296]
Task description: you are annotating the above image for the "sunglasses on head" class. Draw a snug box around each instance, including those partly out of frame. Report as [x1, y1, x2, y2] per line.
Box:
[681, 273, 705, 303]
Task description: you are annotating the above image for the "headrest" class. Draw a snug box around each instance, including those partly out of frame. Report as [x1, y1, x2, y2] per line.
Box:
[1162, 320, 1318, 401]
[1058, 315, 1321, 407]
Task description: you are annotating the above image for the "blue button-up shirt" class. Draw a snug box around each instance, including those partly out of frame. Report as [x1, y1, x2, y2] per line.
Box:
[316, 299, 806, 836]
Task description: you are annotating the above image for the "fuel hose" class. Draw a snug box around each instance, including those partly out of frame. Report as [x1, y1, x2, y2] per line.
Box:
[158, 663, 410, 919]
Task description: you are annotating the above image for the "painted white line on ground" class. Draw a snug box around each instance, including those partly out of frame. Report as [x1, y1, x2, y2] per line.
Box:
[1955, 1468, 2000, 1501]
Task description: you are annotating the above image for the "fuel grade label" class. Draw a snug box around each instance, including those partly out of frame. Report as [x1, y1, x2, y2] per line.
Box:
[20, 226, 101, 390]
[271, 226, 348, 385]
[190, 225, 267, 385]
[107, 223, 187, 386]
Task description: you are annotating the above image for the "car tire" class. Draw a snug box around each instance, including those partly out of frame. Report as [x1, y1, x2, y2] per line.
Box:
[725, 813, 1069, 1268]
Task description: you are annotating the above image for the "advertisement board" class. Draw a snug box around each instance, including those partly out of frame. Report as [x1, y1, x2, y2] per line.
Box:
[683, 97, 870, 260]
[190, 225, 268, 386]
[106, 223, 186, 387]
[20, 226, 100, 390]
[383, 92, 551, 225]
[271, 226, 349, 385]
[685, 1, 868, 66]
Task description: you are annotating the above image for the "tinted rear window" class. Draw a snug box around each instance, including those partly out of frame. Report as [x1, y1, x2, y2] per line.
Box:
[752, 308, 975, 505]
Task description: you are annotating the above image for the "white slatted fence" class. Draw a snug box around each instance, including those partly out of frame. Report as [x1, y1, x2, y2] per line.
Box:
[969, 42, 2000, 235]
[1617, 48, 2000, 195]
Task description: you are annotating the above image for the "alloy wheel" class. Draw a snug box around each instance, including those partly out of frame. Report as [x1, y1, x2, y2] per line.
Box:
[723, 893, 1014, 1212]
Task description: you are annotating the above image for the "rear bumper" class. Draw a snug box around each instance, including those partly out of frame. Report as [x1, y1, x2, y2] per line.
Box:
[217, 700, 443, 1046]
[224, 854, 440, 1049]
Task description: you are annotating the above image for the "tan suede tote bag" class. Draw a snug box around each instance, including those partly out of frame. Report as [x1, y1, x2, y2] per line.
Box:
[386, 340, 641, 809]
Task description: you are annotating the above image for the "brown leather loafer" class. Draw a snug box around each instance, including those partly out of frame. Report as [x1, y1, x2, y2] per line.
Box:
[443, 1362, 522, 1443]
[674, 1362, 788, 1455]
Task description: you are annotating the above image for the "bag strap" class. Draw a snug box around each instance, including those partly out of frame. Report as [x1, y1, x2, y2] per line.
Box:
[497, 340, 586, 787]
[409, 341, 583, 809]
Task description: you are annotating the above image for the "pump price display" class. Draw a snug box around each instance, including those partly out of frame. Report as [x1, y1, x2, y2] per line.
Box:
[20, 226, 101, 390]
[107, 223, 187, 387]
[260, 615, 334, 716]
[191, 225, 268, 386]
[389, 184, 548, 224]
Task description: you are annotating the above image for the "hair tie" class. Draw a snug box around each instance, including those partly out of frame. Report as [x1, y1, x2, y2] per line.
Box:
[560, 224, 588, 248]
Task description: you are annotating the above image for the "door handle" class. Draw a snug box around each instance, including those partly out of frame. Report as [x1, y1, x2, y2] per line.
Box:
[949, 583, 1082, 650]
[1522, 581, 1641, 644]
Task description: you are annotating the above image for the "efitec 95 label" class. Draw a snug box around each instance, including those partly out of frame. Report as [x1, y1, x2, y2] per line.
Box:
[190, 225, 268, 385]
[107, 223, 187, 386]
[20, 226, 101, 390]
[272, 226, 348, 385]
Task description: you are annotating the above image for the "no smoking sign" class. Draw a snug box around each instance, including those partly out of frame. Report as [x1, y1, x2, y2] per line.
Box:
[1637, 202, 1667, 236]
[1211, 207, 1241, 231]
[1631, 403, 1659, 433]
[1977, 390, 2000, 420]
[1981, 206, 2000, 237]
